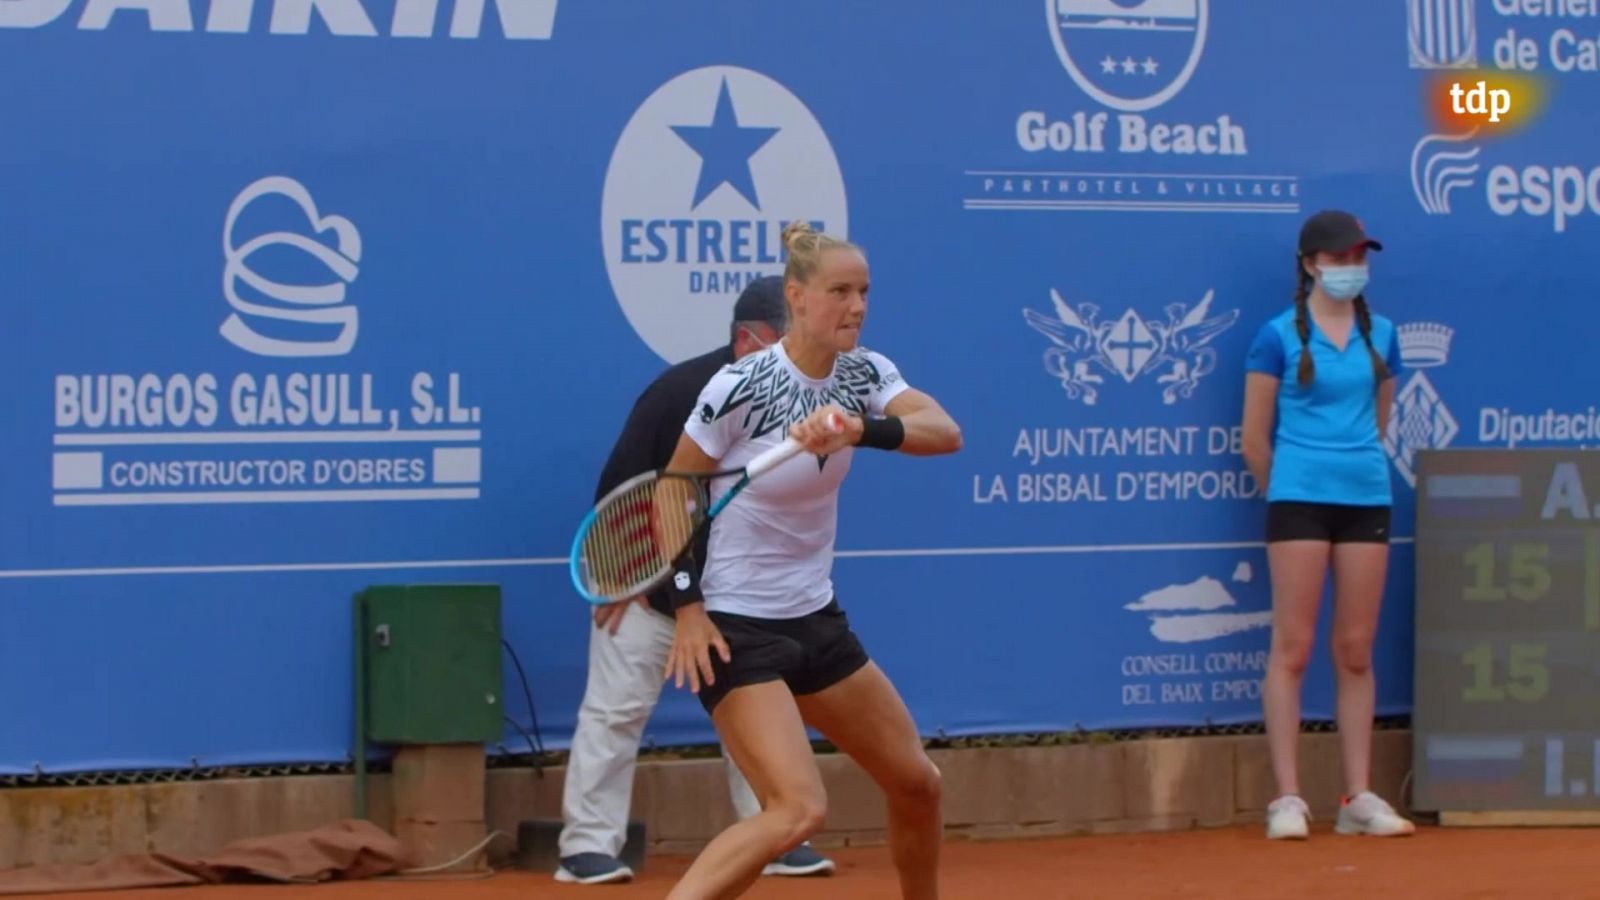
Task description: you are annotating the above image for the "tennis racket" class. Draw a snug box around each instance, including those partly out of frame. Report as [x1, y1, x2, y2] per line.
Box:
[568, 412, 843, 604]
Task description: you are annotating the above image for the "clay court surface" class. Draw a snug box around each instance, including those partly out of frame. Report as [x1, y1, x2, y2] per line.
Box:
[34, 825, 1600, 900]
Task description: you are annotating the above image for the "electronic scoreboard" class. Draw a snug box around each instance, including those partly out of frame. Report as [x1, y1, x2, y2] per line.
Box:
[1413, 449, 1600, 816]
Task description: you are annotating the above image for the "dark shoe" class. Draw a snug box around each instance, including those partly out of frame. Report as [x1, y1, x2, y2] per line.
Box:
[762, 844, 836, 876]
[554, 852, 634, 884]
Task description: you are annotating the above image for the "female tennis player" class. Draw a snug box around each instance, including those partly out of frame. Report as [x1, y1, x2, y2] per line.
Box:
[1242, 210, 1415, 841]
[657, 221, 961, 899]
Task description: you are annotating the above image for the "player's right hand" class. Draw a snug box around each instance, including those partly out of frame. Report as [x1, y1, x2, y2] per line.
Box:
[791, 405, 853, 456]
[666, 604, 731, 694]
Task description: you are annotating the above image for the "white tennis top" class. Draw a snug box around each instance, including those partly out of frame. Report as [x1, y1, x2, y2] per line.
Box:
[682, 341, 908, 619]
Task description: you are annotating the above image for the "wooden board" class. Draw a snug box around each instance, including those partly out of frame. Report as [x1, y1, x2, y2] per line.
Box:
[1439, 810, 1600, 828]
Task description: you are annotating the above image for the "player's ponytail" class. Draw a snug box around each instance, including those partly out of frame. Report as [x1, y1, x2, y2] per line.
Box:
[1353, 295, 1389, 385]
[1293, 256, 1315, 386]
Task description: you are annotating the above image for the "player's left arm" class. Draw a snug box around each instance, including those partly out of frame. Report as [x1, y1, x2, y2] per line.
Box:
[878, 388, 962, 456]
[1376, 323, 1401, 442]
[1376, 377, 1396, 442]
[794, 353, 963, 457]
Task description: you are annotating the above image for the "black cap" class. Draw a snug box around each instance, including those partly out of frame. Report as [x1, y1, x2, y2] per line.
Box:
[1298, 209, 1383, 256]
[732, 275, 787, 331]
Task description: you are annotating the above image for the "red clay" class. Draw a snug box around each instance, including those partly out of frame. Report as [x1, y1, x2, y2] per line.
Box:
[38, 825, 1600, 900]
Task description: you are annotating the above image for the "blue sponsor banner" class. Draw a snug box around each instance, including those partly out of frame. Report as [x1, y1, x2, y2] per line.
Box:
[2, 0, 1598, 772]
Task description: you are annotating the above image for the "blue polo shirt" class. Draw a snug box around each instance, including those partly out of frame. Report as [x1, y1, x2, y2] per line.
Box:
[1245, 307, 1403, 507]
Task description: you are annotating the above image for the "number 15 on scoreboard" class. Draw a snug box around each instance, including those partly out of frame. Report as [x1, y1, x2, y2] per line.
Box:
[1459, 529, 1600, 630]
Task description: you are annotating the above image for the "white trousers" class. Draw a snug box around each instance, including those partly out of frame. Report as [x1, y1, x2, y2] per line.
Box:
[558, 603, 763, 858]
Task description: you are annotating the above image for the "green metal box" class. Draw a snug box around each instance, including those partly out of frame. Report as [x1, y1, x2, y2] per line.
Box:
[355, 583, 503, 744]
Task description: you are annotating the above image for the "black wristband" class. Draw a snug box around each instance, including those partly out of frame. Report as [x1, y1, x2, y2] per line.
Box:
[857, 415, 905, 451]
[665, 546, 705, 610]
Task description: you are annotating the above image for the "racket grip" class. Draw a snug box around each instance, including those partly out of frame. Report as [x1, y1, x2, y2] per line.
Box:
[745, 414, 846, 479]
[745, 437, 805, 479]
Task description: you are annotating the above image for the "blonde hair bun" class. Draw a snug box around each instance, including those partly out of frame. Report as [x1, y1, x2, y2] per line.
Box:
[781, 220, 816, 251]
[781, 220, 859, 285]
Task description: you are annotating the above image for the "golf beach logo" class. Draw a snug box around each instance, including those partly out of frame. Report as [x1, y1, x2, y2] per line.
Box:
[1045, 0, 1208, 113]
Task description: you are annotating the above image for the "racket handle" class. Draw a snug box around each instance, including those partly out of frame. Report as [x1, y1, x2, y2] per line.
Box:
[745, 413, 846, 479]
[746, 437, 805, 479]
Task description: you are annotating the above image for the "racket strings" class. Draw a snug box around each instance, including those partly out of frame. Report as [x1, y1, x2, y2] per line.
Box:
[581, 475, 701, 597]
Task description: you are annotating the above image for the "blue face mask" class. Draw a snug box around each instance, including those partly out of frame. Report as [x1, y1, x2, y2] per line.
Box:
[1317, 264, 1369, 301]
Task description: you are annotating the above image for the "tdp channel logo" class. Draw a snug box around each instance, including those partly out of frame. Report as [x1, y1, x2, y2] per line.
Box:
[1422, 67, 1547, 136]
[967, 0, 1300, 215]
[601, 66, 848, 364]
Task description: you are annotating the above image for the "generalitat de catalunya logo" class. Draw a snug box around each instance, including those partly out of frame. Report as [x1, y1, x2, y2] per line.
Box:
[601, 65, 848, 364]
[1407, 0, 1476, 70]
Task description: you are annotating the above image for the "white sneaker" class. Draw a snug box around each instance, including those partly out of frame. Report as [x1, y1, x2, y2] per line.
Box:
[1336, 791, 1416, 837]
[1266, 794, 1311, 840]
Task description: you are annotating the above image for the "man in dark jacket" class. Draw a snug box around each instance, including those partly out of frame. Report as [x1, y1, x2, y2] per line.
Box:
[556, 278, 836, 885]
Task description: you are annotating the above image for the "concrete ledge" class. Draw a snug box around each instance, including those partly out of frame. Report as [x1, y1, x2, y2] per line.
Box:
[0, 730, 1412, 870]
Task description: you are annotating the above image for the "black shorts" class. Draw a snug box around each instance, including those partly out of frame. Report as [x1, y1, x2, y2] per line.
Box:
[1265, 501, 1391, 544]
[695, 598, 870, 715]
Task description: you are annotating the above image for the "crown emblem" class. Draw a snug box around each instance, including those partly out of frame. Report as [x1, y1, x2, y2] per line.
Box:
[1396, 322, 1453, 368]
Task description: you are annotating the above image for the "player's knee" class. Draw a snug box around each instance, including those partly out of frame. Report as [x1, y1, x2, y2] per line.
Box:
[769, 788, 828, 845]
[886, 753, 942, 809]
[1332, 632, 1374, 675]
[1270, 632, 1314, 675]
[795, 798, 829, 840]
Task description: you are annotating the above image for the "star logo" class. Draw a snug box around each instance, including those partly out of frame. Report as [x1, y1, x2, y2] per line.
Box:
[670, 78, 780, 210]
[601, 65, 849, 363]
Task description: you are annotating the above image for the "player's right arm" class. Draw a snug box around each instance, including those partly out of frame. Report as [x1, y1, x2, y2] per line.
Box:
[663, 429, 720, 474]
[663, 373, 740, 694]
[1242, 374, 1277, 490]
[1242, 323, 1283, 490]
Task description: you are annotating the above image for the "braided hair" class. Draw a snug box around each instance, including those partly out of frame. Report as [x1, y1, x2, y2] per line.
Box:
[1292, 255, 1390, 387]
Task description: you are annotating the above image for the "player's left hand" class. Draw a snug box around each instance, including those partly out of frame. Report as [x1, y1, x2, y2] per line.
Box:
[790, 406, 856, 456]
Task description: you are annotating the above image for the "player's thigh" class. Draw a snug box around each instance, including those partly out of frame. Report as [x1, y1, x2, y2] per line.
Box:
[711, 681, 826, 815]
[1267, 541, 1331, 658]
[795, 662, 940, 800]
[1265, 503, 1335, 650]
[1329, 509, 1392, 664]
